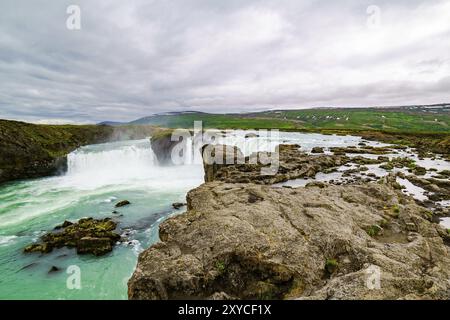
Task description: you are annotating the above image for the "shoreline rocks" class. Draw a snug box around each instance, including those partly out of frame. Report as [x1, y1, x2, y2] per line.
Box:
[172, 202, 187, 210]
[128, 181, 450, 300]
[115, 200, 131, 208]
[128, 143, 450, 300]
[24, 218, 121, 256]
[202, 144, 349, 185]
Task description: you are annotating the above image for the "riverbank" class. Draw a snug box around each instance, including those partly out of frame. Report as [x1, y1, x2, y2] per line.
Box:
[128, 142, 450, 300]
[0, 120, 159, 184]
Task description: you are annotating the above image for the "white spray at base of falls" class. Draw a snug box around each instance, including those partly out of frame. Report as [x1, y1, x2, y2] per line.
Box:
[66, 139, 157, 186]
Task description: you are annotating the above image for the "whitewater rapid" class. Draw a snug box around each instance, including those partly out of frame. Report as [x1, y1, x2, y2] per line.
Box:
[1, 131, 447, 299]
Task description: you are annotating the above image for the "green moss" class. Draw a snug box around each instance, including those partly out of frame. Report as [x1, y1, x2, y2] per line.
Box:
[424, 210, 433, 219]
[392, 205, 400, 215]
[325, 258, 338, 274]
[366, 225, 382, 237]
[380, 219, 389, 228]
[216, 261, 226, 274]
[380, 163, 394, 171]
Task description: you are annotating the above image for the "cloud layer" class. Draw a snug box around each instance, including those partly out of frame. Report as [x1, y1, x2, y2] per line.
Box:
[1, 0, 449, 123]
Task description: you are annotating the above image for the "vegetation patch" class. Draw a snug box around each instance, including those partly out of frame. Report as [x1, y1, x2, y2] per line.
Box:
[325, 258, 338, 274]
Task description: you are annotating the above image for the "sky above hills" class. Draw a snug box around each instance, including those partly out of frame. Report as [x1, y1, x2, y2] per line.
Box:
[1, 0, 450, 124]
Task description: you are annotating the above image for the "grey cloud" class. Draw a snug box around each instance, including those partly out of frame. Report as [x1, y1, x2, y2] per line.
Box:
[0, 0, 449, 123]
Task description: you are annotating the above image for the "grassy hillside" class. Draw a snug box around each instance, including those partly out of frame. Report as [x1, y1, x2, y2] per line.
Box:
[129, 108, 450, 133]
[0, 120, 157, 184]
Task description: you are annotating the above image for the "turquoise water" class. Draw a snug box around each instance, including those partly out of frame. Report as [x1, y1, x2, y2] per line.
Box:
[0, 133, 373, 300]
[0, 139, 203, 299]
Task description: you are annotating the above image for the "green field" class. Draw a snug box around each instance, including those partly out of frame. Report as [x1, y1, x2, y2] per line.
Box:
[130, 108, 450, 134]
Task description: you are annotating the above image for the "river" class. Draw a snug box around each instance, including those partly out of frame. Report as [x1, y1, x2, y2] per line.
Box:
[0, 132, 448, 299]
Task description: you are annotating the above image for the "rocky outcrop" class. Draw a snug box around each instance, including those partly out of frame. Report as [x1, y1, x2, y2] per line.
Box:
[128, 181, 450, 300]
[0, 120, 158, 184]
[24, 218, 121, 256]
[311, 147, 324, 153]
[115, 200, 131, 208]
[330, 146, 392, 155]
[128, 141, 450, 300]
[150, 129, 179, 165]
[202, 144, 349, 184]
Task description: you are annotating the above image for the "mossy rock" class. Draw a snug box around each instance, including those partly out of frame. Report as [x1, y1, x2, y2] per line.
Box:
[325, 258, 338, 274]
[24, 218, 121, 256]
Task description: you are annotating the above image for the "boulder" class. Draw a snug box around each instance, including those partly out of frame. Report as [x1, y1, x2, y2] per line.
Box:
[24, 218, 121, 256]
[77, 237, 113, 256]
[115, 200, 131, 208]
[201, 144, 351, 185]
[311, 147, 324, 154]
[172, 202, 187, 210]
[128, 182, 450, 300]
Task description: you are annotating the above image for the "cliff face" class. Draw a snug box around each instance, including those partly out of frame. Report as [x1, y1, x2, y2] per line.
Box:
[0, 120, 157, 184]
[128, 145, 450, 300]
[149, 129, 179, 165]
[128, 181, 450, 300]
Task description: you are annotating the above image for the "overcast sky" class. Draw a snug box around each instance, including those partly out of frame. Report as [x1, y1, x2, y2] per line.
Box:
[0, 0, 449, 123]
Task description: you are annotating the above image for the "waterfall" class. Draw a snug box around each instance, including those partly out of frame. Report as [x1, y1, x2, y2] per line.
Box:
[65, 139, 157, 186]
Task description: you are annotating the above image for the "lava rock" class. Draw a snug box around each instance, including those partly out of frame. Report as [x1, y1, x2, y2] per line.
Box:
[76, 237, 113, 256]
[172, 202, 187, 210]
[48, 266, 60, 273]
[24, 218, 121, 256]
[115, 200, 131, 208]
[311, 147, 325, 154]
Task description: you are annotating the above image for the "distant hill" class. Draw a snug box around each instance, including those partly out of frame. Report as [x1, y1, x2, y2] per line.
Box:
[97, 121, 126, 126]
[98, 104, 450, 133]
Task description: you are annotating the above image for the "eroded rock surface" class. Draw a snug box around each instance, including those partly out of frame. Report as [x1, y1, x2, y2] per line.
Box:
[24, 218, 121, 256]
[202, 144, 350, 185]
[128, 181, 450, 300]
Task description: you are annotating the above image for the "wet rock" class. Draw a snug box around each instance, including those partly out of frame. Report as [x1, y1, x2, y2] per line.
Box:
[150, 129, 178, 165]
[245, 133, 259, 138]
[77, 237, 113, 256]
[202, 144, 350, 185]
[24, 243, 52, 254]
[311, 147, 324, 154]
[48, 266, 60, 273]
[413, 166, 427, 176]
[172, 202, 187, 210]
[24, 218, 121, 256]
[54, 220, 73, 230]
[381, 157, 416, 171]
[305, 181, 326, 188]
[115, 200, 131, 208]
[330, 146, 391, 155]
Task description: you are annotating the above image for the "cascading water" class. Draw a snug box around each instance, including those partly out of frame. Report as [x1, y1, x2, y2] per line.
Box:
[0, 137, 204, 299]
[4, 130, 445, 299]
[64, 140, 158, 189]
[67, 140, 156, 176]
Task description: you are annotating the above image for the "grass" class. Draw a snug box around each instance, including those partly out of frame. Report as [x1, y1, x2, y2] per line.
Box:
[130, 108, 450, 134]
[325, 258, 338, 274]
[130, 108, 450, 156]
[0, 120, 157, 184]
[390, 205, 401, 218]
[216, 261, 226, 274]
[366, 225, 383, 237]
